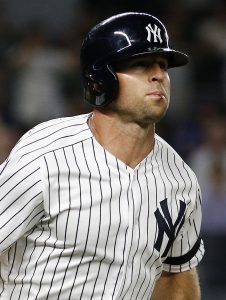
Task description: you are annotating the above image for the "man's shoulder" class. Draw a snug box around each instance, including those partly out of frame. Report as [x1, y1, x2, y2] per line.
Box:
[8, 114, 92, 162]
[155, 134, 180, 156]
[25, 114, 90, 138]
[155, 134, 197, 178]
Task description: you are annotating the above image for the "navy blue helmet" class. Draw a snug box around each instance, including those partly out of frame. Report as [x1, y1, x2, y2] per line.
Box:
[80, 12, 189, 107]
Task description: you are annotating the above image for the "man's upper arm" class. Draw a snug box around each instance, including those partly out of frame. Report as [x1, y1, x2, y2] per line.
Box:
[0, 154, 44, 254]
[163, 185, 205, 273]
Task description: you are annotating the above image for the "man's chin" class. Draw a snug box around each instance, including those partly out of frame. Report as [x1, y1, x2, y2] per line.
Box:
[135, 114, 166, 128]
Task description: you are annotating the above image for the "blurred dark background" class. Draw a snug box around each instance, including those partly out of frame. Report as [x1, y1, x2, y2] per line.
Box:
[0, 0, 226, 299]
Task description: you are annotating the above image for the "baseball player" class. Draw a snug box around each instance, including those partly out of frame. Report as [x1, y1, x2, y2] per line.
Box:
[0, 12, 204, 299]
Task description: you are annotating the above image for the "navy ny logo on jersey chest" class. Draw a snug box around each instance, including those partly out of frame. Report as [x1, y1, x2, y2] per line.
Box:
[154, 198, 186, 257]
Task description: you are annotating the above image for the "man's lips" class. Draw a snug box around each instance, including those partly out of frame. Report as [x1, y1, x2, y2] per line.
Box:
[146, 91, 166, 100]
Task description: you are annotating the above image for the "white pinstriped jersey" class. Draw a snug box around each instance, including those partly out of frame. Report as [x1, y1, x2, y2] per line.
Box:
[0, 113, 204, 300]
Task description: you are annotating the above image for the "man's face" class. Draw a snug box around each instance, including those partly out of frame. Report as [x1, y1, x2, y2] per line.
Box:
[109, 53, 171, 127]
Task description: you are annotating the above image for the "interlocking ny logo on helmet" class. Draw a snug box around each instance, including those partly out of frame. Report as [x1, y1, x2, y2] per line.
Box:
[146, 24, 163, 43]
[80, 12, 189, 107]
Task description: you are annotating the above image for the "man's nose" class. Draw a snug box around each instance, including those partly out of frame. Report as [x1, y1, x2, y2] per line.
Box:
[148, 63, 165, 81]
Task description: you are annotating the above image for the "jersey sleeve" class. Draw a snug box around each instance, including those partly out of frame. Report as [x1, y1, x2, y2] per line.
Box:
[0, 142, 44, 254]
[162, 185, 205, 272]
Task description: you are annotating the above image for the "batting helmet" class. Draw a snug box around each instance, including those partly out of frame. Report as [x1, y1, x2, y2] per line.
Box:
[80, 12, 189, 107]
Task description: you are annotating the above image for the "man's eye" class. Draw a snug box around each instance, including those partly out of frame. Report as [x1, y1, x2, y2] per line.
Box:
[158, 61, 168, 70]
[131, 61, 148, 68]
[130, 60, 168, 70]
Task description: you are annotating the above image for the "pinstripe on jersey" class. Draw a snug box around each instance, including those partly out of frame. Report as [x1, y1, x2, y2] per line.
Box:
[0, 113, 204, 300]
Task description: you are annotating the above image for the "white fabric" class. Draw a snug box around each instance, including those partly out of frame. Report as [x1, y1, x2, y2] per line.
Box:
[0, 114, 204, 299]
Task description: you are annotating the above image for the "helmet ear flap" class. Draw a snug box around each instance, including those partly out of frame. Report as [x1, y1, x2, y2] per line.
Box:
[83, 65, 119, 107]
[84, 74, 103, 104]
[85, 74, 103, 94]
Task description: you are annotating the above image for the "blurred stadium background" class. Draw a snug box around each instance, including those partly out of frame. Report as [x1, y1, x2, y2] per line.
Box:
[0, 0, 226, 299]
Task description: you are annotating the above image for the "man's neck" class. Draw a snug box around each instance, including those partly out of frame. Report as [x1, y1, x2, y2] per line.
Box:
[88, 110, 155, 169]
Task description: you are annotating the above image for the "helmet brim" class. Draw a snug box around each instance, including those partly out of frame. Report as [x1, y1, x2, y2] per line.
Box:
[133, 49, 189, 68]
[108, 47, 189, 69]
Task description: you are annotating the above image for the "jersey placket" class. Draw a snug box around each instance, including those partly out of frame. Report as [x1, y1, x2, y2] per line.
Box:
[115, 166, 142, 299]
